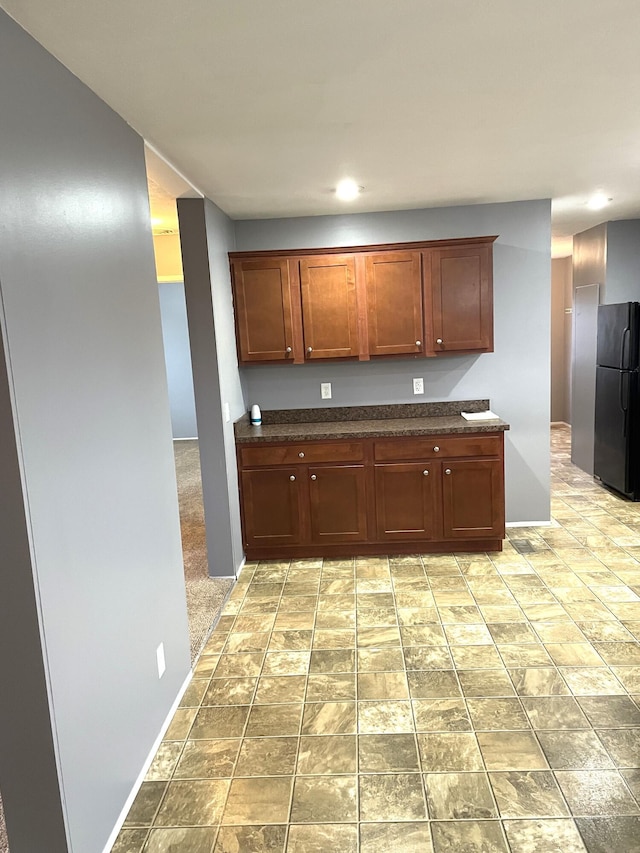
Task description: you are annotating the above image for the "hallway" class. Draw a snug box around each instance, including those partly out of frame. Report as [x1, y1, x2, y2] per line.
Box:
[112, 425, 640, 852]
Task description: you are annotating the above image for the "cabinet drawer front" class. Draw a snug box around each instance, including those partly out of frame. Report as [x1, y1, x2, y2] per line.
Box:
[374, 435, 501, 461]
[240, 441, 364, 467]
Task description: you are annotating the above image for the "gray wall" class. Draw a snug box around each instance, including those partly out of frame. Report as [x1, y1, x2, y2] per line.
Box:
[236, 200, 552, 524]
[158, 281, 198, 438]
[0, 11, 191, 852]
[178, 199, 246, 577]
[606, 220, 640, 304]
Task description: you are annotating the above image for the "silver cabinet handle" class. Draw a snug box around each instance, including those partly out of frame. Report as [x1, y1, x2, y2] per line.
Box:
[445, 468, 451, 475]
[310, 474, 317, 480]
[298, 451, 305, 458]
[416, 340, 421, 346]
[289, 475, 296, 481]
[307, 347, 313, 354]
[433, 446, 440, 452]
[423, 470, 429, 476]
[436, 338, 443, 344]
[285, 346, 292, 353]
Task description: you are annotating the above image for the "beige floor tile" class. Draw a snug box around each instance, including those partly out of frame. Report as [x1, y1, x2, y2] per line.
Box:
[290, 775, 357, 823]
[222, 776, 293, 824]
[286, 824, 357, 853]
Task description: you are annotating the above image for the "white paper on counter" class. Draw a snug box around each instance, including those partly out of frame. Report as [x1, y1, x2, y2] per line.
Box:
[461, 410, 500, 421]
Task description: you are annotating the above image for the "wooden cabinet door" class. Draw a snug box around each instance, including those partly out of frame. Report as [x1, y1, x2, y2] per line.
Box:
[299, 255, 359, 359]
[241, 468, 303, 547]
[374, 463, 437, 540]
[426, 244, 493, 353]
[441, 459, 504, 539]
[232, 258, 298, 363]
[308, 465, 367, 542]
[365, 252, 423, 356]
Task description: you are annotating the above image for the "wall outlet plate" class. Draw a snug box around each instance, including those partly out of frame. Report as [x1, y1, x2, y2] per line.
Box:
[321, 382, 332, 400]
[156, 643, 166, 679]
[413, 377, 424, 395]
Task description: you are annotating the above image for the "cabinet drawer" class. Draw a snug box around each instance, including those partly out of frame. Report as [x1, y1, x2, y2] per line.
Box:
[374, 435, 501, 461]
[240, 441, 364, 467]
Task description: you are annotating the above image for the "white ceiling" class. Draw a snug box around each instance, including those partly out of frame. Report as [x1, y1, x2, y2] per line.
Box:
[3, 0, 640, 256]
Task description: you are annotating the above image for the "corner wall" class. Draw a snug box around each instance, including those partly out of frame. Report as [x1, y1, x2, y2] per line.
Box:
[235, 200, 552, 524]
[0, 11, 191, 852]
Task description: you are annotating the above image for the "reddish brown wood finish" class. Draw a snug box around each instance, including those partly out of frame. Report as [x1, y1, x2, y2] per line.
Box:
[238, 432, 505, 558]
[240, 467, 303, 547]
[425, 244, 493, 354]
[240, 441, 364, 467]
[308, 465, 368, 542]
[299, 255, 359, 359]
[374, 462, 437, 540]
[365, 252, 423, 356]
[232, 258, 298, 363]
[441, 459, 504, 539]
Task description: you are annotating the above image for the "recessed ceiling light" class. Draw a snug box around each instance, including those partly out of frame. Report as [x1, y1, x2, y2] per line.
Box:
[335, 179, 362, 201]
[587, 192, 612, 211]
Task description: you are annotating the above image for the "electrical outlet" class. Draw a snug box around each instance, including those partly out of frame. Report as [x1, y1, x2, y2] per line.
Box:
[224, 402, 231, 423]
[413, 377, 424, 395]
[321, 382, 332, 400]
[156, 643, 166, 679]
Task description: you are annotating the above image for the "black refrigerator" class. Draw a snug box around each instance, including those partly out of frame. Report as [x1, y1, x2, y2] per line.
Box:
[594, 302, 640, 499]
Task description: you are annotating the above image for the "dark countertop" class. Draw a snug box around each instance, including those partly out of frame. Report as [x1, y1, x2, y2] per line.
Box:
[235, 402, 509, 444]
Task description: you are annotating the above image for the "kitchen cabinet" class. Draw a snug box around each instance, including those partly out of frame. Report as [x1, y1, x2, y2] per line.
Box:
[309, 465, 368, 542]
[230, 236, 496, 364]
[441, 458, 504, 538]
[374, 462, 437, 540]
[365, 251, 423, 356]
[237, 430, 504, 558]
[299, 255, 359, 359]
[231, 257, 300, 363]
[240, 467, 303, 547]
[425, 243, 493, 354]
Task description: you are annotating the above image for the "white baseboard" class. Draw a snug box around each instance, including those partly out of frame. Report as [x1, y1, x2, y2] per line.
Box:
[551, 421, 570, 427]
[101, 669, 193, 853]
[236, 556, 246, 579]
[506, 520, 553, 528]
[172, 436, 198, 441]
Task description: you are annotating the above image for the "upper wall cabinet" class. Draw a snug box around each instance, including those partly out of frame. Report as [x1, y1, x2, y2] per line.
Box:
[365, 251, 423, 356]
[231, 257, 299, 363]
[424, 243, 493, 355]
[299, 255, 359, 360]
[230, 236, 496, 365]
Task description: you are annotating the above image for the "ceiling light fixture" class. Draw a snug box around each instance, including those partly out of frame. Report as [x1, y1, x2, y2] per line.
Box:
[587, 192, 612, 211]
[335, 179, 362, 201]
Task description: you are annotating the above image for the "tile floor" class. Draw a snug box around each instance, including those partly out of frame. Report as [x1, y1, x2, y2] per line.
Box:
[112, 426, 640, 852]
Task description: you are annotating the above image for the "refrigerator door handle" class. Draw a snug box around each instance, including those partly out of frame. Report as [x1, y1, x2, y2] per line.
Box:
[621, 327, 630, 369]
[620, 371, 630, 438]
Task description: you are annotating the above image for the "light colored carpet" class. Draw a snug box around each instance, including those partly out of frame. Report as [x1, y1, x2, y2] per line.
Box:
[0, 440, 232, 851]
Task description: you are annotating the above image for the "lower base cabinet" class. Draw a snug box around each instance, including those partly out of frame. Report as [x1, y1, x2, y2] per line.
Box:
[237, 432, 505, 558]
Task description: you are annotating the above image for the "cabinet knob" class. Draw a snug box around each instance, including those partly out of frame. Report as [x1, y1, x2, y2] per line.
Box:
[307, 347, 313, 354]
[433, 446, 440, 452]
[310, 474, 317, 480]
[423, 469, 429, 476]
[416, 340, 421, 346]
[445, 468, 451, 475]
[436, 338, 443, 344]
[289, 475, 296, 481]
[285, 346, 292, 354]
[298, 451, 305, 458]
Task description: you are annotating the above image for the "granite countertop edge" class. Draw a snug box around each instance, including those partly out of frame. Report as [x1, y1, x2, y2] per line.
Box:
[235, 414, 510, 444]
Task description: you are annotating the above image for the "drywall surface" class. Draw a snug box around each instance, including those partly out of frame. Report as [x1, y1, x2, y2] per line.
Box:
[236, 200, 552, 523]
[606, 219, 640, 304]
[0, 10, 190, 851]
[178, 198, 245, 576]
[159, 281, 198, 438]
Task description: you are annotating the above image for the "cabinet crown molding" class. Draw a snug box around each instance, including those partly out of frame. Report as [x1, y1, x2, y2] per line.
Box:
[229, 234, 498, 260]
